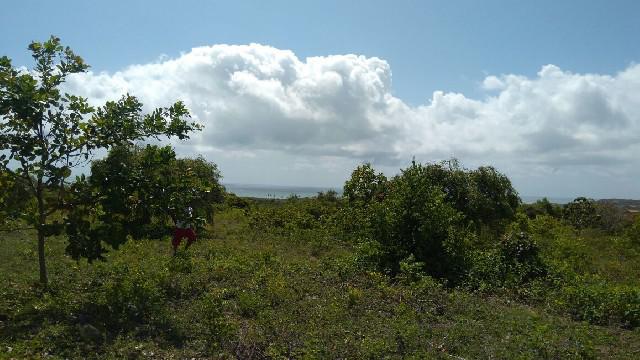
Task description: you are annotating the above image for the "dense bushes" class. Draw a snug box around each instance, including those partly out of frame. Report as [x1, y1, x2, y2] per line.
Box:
[626, 216, 640, 244]
[0, 171, 32, 226]
[336, 160, 640, 329]
[341, 160, 520, 284]
[563, 197, 599, 231]
[560, 277, 640, 328]
[467, 230, 547, 291]
[364, 162, 471, 281]
[65, 145, 224, 261]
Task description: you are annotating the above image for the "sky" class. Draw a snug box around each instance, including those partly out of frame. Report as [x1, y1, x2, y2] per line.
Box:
[2, 0, 640, 198]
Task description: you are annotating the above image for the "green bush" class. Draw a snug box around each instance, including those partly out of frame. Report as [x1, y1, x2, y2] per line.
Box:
[627, 216, 640, 245]
[356, 161, 472, 282]
[563, 197, 599, 231]
[466, 231, 547, 291]
[561, 279, 640, 328]
[86, 262, 169, 335]
[500, 231, 546, 282]
[66, 145, 224, 261]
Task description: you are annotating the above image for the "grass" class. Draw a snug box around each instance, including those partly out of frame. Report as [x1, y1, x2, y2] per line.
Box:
[2, 208, 640, 358]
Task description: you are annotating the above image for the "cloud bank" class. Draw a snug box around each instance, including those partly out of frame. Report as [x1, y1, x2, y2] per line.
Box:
[64, 44, 640, 196]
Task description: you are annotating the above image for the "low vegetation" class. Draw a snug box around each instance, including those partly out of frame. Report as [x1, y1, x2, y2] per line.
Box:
[2, 160, 640, 358]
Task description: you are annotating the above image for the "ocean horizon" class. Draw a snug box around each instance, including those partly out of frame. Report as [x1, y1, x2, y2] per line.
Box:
[223, 183, 575, 204]
[223, 183, 342, 199]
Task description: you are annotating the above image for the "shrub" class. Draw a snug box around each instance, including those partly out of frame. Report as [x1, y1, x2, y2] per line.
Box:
[66, 145, 224, 261]
[499, 231, 547, 286]
[595, 202, 629, 234]
[522, 197, 562, 220]
[84, 262, 169, 335]
[224, 192, 251, 209]
[561, 279, 640, 328]
[466, 231, 547, 292]
[197, 291, 234, 351]
[564, 197, 599, 231]
[627, 216, 640, 245]
[363, 161, 471, 282]
[343, 163, 387, 205]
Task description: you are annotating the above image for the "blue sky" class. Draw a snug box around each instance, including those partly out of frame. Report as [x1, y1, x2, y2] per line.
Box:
[4, 1, 639, 103]
[2, 1, 640, 198]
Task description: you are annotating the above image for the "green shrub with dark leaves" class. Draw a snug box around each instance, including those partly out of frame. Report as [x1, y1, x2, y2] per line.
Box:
[418, 159, 520, 234]
[352, 161, 472, 282]
[248, 197, 339, 236]
[499, 230, 547, 286]
[65, 144, 223, 261]
[341, 160, 522, 283]
[466, 229, 547, 291]
[0, 171, 32, 227]
[522, 197, 563, 220]
[564, 197, 599, 231]
[627, 216, 640, 245]
[561, 278, 640, 328]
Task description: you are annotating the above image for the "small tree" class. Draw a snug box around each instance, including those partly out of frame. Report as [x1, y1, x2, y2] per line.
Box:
[343, 163, 387, 205]
[0, 36, 200, 285]
[344, 161, 470, 282]
[419, 160, 520, 233]
[65, 145, 224, 261]
[564, 197, 599, 232]
[374, 161, 470, 281]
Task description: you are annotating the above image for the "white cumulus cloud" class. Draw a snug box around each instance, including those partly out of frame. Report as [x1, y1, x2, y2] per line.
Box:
[63, 44, 640, 197]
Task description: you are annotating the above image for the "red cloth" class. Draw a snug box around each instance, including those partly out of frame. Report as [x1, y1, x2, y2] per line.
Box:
[172, 228, 196, 249]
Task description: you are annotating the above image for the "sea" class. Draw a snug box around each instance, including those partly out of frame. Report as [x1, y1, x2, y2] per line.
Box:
[223, 183, 342, 199]
[224, 183, 573, 204]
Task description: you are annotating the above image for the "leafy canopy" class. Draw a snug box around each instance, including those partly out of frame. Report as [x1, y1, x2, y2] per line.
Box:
[0, 35, 200, 283]
[66, 145, 224, 261]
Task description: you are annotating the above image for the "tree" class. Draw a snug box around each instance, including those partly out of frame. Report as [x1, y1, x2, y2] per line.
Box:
[373, 161, 470, 281]
[564, 197, 599, 232]
[0, 36, 200, 285]
[344, 161, 470, 282]
[343, 163, 387, 205]
[419, 160, 520, 233]
[522, 197, 562, 219]
[65, 145, 223, 261]
[467, 165, 520, 231]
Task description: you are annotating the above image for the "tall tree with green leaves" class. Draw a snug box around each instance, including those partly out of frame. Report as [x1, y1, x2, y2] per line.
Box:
[0, 36, 201, 285]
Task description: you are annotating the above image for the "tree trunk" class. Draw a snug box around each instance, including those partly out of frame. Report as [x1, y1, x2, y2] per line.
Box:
[36, 182, 48, 286]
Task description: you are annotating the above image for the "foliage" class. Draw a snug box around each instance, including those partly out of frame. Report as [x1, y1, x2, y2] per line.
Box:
[65, 145, 223, 261]
[411, 159, 520, 233]
[341, 160, 519, 283]
[467, 218, 547, 291]
[316, 189, 340, 202]
[348, 161, 472, 282]
[522, 197, 563, 219]
[595, 202, 630, 234]
[498, 230, 547, 285]
[466, 165, 521, 231]
[0, 170, 32, 226]
[628, 216, 640, 245]
[342, 163, 387, 205]
[560, 277, 640, 328]
[2, 209, 639, 358]
[564, 197, 599, 231]
[224, 192, 252, 209]
[0, 36, 199, 284]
